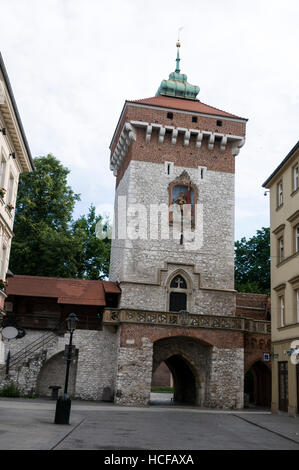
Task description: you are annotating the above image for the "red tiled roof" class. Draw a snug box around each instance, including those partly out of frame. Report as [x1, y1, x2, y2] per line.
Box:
[6, 275, 121, 306]
[128, 96, 247, 120]
[103, 281, 121, 294]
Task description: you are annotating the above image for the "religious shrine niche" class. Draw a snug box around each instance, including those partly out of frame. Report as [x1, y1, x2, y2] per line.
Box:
[168, 171, 197, 231]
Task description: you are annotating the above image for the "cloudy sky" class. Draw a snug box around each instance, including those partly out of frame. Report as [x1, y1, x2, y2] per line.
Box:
[0, 0, 298, 240]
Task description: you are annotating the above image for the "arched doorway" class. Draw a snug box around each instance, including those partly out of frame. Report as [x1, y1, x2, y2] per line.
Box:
[36, 350, 78, 398]
[245, 361, 271, 407]
[152, 336, 211, 406]
[165, 354, 196, 404]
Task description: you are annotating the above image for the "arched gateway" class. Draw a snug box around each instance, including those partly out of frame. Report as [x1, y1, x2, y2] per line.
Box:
[105, 310, 270, 409]
[152, 336, 211, 405]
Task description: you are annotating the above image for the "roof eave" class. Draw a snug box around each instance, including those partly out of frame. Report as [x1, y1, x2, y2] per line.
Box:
[262, 141, 299, 188]
[127, 98, 248, 122]
[0, 52, 34, 171]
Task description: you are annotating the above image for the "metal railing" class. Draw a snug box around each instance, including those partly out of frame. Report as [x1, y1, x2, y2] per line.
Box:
[5, 320, 65, 373]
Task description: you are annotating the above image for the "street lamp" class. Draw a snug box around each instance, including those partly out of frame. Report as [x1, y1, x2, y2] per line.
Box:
[54, 312, 79, 425]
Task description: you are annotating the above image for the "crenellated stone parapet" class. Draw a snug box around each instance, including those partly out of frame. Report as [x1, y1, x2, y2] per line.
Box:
[110, 119, 245, 176]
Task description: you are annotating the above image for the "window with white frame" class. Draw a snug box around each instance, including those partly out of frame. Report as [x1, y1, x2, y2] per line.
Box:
[0, 156, 6, 188]
[279, 237, 284, 262]
[7, 173, 14, 204]
[293, 164, 299, 192]
[0, 244, 7, 279]
[280, 295, 285, 327]
[277, 181, 283, 207]
[296, 225, 299, 253]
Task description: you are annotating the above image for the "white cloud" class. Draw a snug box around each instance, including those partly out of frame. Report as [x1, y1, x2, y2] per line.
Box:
[0, 0, 298, 239]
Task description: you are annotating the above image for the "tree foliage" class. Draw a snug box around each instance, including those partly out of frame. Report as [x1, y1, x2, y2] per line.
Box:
[234, 227, 270, 294]
[72, 205, 111, 279]
[10, 154, 111, 279]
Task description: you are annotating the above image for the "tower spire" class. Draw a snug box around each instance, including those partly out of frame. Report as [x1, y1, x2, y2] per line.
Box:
[175, 40, 181, 73]
[175, 27, 183, 73]
[155, 29, 200, 101]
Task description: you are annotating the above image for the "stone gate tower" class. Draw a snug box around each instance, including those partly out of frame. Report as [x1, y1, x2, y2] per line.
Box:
[108, 42, 248, 407]
[109, 42, 246, 314]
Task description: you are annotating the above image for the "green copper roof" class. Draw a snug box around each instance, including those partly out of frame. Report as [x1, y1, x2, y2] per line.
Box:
[156, 42, 200, 101]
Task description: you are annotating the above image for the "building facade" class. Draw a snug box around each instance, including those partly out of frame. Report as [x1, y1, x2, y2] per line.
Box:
[0, 53, 34, 344]
[0, 45, 272, 409]
[263, 141, 299, 416]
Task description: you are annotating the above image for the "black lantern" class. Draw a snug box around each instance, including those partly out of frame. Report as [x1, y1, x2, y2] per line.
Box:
[54, 313, 79, 425]
[66, 312, 79, 333]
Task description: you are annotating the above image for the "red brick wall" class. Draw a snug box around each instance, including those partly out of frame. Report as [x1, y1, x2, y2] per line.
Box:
[111, 103, 246, 187]
[111, 103, 246, 155]
[152, 361, 172, 387]
[236, 293, 271, 321]
[120, 323, 244, 349]
[244, 332, 271, 373]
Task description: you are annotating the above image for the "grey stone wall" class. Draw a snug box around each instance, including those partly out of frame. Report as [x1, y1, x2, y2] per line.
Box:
[207, 347, 244, 409]
[74, 326, 119, 400]
[36, 350, 78, 398]
[109, 160, 235, 315]
[115, 337, 153, 406]
[0, 326, 119, 400]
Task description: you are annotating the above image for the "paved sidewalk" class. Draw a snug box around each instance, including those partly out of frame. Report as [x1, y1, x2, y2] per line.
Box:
[0, 397, 298, 450]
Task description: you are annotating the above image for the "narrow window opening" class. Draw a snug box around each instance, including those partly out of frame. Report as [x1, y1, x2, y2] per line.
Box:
[200, 168, 204, 179]
[216, 120, 223, 127]
[169, 275, 188, 312]
[295, 225, 299, 253]
[279, 237, 284, 262]
[278, 181, 283, 207]
[167, 112, 173, 120]
[293, 165, 299, 191]
[280, 296, 285, 327]
[165, 162, 173, 176]
[192, 116, 198, 123]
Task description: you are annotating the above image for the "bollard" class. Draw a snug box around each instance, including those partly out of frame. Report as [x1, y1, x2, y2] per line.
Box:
[54, 393, 71, 424]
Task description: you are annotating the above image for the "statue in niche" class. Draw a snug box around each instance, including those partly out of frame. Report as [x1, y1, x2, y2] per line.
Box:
[171, 183, 195, 243]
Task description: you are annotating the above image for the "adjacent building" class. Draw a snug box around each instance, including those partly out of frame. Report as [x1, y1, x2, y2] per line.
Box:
[0, 52, 34, 319]
[263, 141, 299, 416]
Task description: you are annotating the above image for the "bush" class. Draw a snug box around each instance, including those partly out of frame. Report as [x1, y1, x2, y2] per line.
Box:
[0, 382, 21, 397]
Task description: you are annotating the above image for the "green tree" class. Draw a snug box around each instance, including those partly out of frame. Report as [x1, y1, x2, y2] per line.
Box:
[71, 205, 111, 279]
[10, 154, 111, 279]
[234, 227, 270, 294]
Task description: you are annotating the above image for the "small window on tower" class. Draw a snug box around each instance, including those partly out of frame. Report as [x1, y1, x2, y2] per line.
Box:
[165, 161, 173, 176]
[192, 116, 198, 123]
[167, 112, 173, 120]
[216, 120, 223, 127]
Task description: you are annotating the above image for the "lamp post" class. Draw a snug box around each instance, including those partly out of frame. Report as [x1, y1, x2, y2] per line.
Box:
[54, 312, 79, 424]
